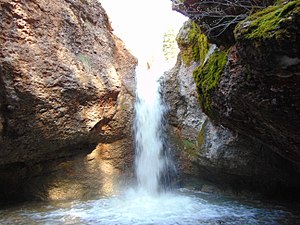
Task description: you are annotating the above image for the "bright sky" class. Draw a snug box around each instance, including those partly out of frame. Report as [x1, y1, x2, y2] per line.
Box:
[99, 0, 187, 60]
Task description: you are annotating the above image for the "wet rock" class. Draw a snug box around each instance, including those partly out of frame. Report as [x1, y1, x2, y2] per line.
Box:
[164, 44, 300, 198]
[208, 1, 300, 166]
[0, 0, 136, 202]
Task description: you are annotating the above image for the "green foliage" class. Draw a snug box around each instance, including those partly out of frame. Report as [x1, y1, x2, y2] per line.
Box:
[235, 0, 300, 41]
[193, 49, 228, 116]
[177, 21, 209, 66]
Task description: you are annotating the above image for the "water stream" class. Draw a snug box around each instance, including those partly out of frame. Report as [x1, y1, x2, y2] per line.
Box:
[134, 58, 175, 195]
[0, 59, 299, 225]
[0, 1, 299, 223]
[134, 60, 166, 194]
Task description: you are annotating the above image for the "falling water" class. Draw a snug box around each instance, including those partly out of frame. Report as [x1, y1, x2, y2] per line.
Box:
[1, 60, 298, 225]
[0, 57, 298, 225]
[134, 58, 174, 194]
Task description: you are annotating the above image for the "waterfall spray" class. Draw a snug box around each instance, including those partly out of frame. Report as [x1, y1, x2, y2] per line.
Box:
[134, 59, 175, 194]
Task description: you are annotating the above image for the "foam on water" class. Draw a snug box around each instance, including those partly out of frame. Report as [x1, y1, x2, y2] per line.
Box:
[0, 188, 297, 225]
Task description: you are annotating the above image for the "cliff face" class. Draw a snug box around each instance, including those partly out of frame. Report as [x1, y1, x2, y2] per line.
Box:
[165, 43, 299, 197]
[0, 0, 136, 201]
[166, 0, 300, 197]
[214, 2, 300, 165]
[195, 1, 300, 166]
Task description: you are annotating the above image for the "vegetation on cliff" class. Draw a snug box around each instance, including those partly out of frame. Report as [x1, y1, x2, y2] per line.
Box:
[175, 19, 230, 117]
[170, 0, 300, 200]
[193, 49, 228, 117]
[178, 0, 299, 118]
[176, 20, 209, 66]
[235, 0, 300, 41]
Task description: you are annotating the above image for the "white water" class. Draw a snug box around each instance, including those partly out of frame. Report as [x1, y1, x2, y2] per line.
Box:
[134, 58, 172, 194]
[1, 188, 297, 225]
[0, 30, 297, 225]
[0, 2, 298, 224]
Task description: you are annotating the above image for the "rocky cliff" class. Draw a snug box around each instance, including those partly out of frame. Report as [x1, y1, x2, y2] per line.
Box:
[166, 0, 300, 198]
[0, 0, 136, 202]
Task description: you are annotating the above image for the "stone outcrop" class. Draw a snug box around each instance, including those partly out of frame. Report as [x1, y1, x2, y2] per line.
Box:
[165, 52, 300, 197]
[0, 0, 136, 201]
[165, 0, 300, 197]
[196, 1, 300, 166]
[172, 0, 275, 46]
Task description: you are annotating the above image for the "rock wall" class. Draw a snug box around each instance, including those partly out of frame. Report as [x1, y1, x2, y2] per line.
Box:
[165, 52, 300, 197]
[165, 8, 300, 198]
[0, 0, 136, 202]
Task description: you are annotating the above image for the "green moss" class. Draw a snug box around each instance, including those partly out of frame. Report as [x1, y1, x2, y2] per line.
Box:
[193, 49, 229, 116]
[177, 21, 209, 66]
[198, 119, 208, 147]
[235, 0, 300, 41]
[182, 139, 198, 160]
[182, 139, 196, 149]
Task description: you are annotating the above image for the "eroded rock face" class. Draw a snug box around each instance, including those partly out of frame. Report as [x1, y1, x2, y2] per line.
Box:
[208, 1, 300, 166]
[167, 1, 300, 198]
[0, 0, 136, 201]
[165, 55, 300, 197]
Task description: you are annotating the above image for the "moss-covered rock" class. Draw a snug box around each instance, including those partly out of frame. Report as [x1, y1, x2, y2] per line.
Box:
[193, 49, 228, 117]
[176, 20, 209, 66]
[205, 0, 300, 169]
[234, 0, 300, 69]
[181, 139, 198, 160]
[235, 0, 300, 42]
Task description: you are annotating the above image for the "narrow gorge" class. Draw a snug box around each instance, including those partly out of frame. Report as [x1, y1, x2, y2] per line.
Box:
[0, 0, 299, 224]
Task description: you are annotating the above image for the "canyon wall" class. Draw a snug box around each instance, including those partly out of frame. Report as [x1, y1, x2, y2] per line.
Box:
[0, 0, 136, 202]
[166, 0, 300, 198]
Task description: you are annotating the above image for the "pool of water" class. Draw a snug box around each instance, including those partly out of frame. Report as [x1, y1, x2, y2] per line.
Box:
[0, 187, 299, 225]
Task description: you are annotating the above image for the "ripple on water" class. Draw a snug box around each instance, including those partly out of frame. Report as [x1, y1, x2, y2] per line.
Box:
[0, 188, 299, 225]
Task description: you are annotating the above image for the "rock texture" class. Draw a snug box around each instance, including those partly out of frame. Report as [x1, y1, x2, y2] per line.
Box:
[206, 1, 300, 166]
[165, 54, 300, 197]
[165, 3, 300, 197]
[171, 0, 300, 169]
[172, 0, 275, 46]
[0, 0, 136, 201]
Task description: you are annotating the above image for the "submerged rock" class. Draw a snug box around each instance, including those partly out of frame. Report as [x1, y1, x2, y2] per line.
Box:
[0, 0, 136, 201]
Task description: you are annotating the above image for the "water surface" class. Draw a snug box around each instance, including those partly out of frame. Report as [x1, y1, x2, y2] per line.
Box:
[1, 187, 299, 225]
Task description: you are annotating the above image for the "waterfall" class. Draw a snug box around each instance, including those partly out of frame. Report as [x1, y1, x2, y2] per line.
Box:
[134, 59, 174, 194]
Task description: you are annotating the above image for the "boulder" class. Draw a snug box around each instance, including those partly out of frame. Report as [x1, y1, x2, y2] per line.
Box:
[0, 0, 136, 201]
[164, 15, 300, 198]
